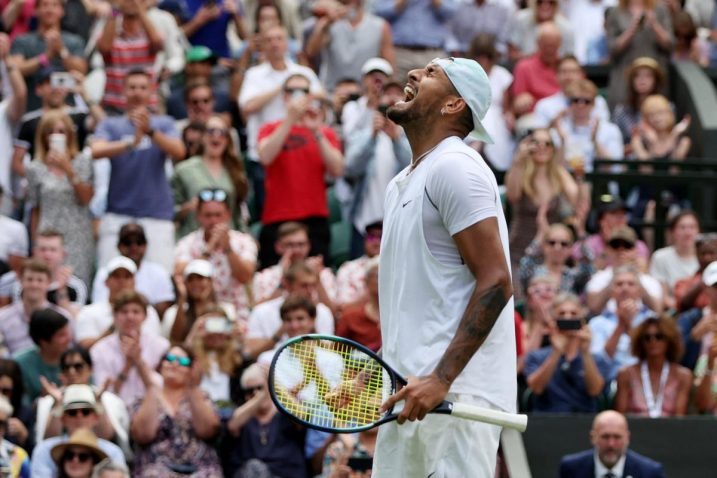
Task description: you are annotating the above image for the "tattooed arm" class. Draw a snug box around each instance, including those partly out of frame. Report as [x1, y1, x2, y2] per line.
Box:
[380, 217, 513, 424]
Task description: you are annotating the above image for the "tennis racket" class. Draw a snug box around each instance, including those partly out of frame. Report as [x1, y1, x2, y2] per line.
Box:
[268, 334, 528, 433]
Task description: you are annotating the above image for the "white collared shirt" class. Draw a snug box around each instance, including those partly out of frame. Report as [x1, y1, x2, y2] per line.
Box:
[595, 450, 626, 478]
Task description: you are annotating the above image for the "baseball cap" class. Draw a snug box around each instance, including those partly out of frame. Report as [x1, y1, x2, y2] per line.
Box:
[361, 58, 393, 77]
[703, 261, 717, 287]
[608, 226, 637, 247]
[60, 385, 100, 413]
[186, 45, 217, 64]
[37, 65, 61, 84]
[106, 256, 137, 276]
[183, 259, 213, 278]
[430, 57, 493, 143]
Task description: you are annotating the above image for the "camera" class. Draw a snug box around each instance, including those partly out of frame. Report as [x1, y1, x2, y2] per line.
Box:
[556, 319, 582, 331]
[50, 72, 76, 89]
[347, 455, 373, 472]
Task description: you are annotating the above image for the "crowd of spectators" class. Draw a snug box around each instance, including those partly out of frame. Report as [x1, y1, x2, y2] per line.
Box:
[0, 0, 716, 476]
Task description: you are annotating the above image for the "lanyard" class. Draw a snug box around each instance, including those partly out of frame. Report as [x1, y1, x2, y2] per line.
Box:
[640, 362, 670, 418]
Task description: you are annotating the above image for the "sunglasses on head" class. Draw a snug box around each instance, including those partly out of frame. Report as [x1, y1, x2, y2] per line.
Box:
[642, 332, 665, 342]
[164, 354, 192, 367]
[197, 189, 228, 204]
[61, 362, 86, 373]
[609, 239, 634, 250]
[63, 450, 93, 463]
[570, 97, 593, 106]
[546, 239, 571, 248]
[64, 408, 94, 418]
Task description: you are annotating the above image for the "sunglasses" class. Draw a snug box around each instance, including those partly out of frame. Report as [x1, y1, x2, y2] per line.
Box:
[63, 451, 92, 463]
[285, 87, 309, 95]
[119, 238, 146, 247]
[242, 385, 264, 395]
[61, 362, 87, 373]
[642, 332, 665, 342]
[64, 408, 94, 418]
[531, 139, 553, 148]
[537, 0, 558, 4]
[164, 354, 192, 367]
[546, 239, 571, 248]
[205, 127, 228, 137]
[609, 239, 634, 250]
[190, 96, 212, 106]
[570, 97, 593, 105]
[198, 189, 228, 203]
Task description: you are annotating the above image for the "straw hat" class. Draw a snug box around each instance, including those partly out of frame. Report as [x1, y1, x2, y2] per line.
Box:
[626, 57, 665, 86]
[50, 428, 108, 465]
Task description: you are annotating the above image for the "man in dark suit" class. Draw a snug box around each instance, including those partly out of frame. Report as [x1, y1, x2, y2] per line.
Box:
[559, 410, 666, 478]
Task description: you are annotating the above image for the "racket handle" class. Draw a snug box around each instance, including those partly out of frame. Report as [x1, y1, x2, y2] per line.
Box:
[450, 403, 528, 432]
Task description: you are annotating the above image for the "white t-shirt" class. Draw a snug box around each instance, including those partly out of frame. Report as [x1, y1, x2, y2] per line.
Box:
[238, 60, 323, 160]
[246, 296, 334, 340]
[586, 268, 663, 312]
[649, 246, 699, 289]
[75, 301, 162, 341]
[0, 216, 28, 262]
[91, 260, 175, 305]
[551, 117, 624, 172]
[379, 136, 516, 412]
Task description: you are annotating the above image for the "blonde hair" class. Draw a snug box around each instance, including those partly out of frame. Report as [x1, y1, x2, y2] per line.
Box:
[34, 110, 80, 161]
[565, 78, 598, 100]
[191, 309, 242, 375]
[206, 114, 249, 203]
[522, 128, 564, 202]
[545, 223, 575, 242]
[640, 94, 675, 130]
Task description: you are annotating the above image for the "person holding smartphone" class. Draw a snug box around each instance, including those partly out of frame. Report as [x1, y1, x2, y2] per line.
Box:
[524, 292, 611, 413]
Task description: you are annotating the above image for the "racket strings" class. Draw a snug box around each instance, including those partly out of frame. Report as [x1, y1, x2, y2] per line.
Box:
[273, 339, 392, 430]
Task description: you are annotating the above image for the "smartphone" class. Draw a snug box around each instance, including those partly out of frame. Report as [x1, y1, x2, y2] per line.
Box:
[50, 72, 76, 89]
[347, 93, 361, 102]
[378, 103, 389, 115]
[49, 133, 67, 154]
[638, 13, 646, 27]
[347, 456, 373, 472]
[556, 319, 582, 331]
[291, 89, 306, 100]
[205, 316, 231, 333]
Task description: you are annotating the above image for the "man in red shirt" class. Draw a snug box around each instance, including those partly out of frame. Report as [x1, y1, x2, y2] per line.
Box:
[257, 73, 345, 268]
[511, 21, 562, 114]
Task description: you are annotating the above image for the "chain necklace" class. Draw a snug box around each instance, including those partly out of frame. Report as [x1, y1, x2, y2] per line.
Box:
[408, 144, 440, 173]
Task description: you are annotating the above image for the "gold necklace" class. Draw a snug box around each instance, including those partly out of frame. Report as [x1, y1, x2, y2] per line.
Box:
[408, 144, 440, 173]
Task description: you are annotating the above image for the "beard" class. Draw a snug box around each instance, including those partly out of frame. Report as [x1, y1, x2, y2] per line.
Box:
[387, 102, 421, 128]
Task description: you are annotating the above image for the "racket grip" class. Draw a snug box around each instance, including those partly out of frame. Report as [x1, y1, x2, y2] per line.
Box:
[450, 403, 528, 432]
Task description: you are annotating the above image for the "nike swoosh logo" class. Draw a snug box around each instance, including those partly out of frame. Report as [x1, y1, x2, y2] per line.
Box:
[402, 200, 412, 207]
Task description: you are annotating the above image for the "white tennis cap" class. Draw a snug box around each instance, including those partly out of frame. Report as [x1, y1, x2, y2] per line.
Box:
[183, 259, 213, 278]
[431, 57, 493, 143]
[106, 256, 137, 275]
[361, 57, 393, 76]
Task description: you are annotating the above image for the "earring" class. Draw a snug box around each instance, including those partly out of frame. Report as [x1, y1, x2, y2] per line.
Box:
[440, 108, 446, 116]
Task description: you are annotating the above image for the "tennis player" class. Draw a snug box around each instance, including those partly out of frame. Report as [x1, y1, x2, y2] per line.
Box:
[374, 58, 516, 477]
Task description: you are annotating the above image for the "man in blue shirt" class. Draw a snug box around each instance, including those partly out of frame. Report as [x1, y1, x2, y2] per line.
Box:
[373, 0, 457, 80]
[90, 69, 185, 274]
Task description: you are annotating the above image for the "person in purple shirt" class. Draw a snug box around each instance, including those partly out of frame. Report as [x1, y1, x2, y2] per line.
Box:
[90, 69, 185, 274]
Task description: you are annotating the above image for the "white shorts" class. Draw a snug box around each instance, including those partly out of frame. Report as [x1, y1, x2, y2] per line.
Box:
[372, 394, 502, 478]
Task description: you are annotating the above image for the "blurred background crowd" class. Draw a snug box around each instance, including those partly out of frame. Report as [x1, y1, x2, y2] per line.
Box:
[0, 0, 717, 476]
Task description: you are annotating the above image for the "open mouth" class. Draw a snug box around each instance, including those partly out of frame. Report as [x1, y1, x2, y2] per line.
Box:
[397, 84, 417, 105]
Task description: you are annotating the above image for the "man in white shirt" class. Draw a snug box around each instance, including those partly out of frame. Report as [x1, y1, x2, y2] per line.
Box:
[375, 58, 515, 477]
[238, 25, 322, 216]
[76, 256, 162, 350]
[91, 223, 174, 317]
[0, 186, 28, 275]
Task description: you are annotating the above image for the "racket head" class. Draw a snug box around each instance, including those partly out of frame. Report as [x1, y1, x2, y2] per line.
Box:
[268, 334, 402, 433]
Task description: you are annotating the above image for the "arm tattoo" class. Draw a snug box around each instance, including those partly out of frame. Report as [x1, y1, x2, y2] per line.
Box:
[433, 283, 511, 386]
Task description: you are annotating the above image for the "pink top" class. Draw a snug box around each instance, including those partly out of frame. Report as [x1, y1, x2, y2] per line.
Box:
[511, 54, 560, 106]
[623, 363, 682, 417]
[0, 0, 35, 40]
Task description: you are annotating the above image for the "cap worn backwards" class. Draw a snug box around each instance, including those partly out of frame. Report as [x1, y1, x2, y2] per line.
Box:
[431, 57, 493, 144]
